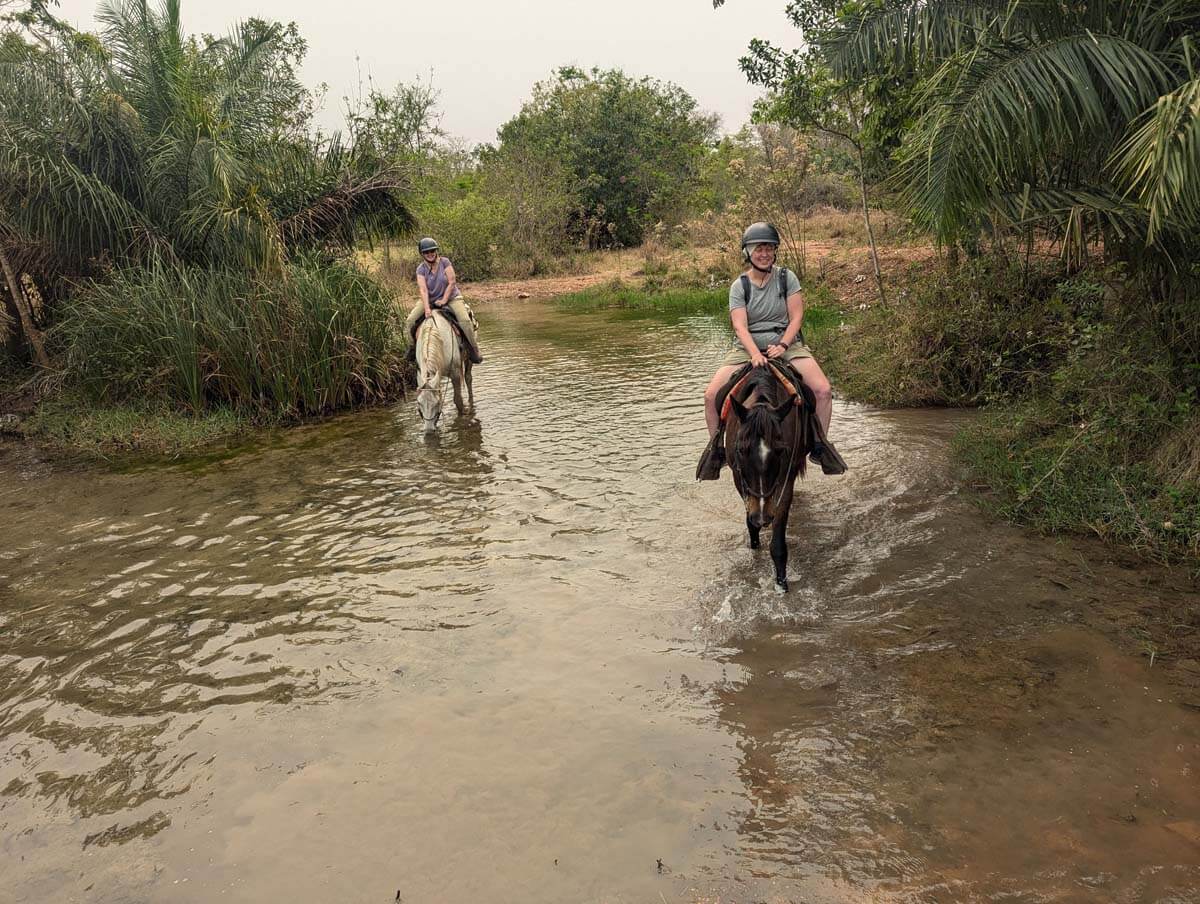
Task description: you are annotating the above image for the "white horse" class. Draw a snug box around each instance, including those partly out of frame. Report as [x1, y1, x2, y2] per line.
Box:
[415, 310, 474, 433]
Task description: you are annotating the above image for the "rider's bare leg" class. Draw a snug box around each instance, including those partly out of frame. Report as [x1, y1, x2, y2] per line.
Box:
[789, 356, 832, 434]
[704, 365, 741, 437]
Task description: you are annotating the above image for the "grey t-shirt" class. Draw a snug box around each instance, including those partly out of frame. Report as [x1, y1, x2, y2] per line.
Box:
[728, 267, 802, 349]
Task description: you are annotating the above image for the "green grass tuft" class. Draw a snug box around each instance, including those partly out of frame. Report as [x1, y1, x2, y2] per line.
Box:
[555, 279, 730, 314]
[25, 392, 255, 460]
[554, 277, 842, 344]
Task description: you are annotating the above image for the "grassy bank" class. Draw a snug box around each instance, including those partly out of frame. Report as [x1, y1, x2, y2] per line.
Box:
[21, 393, 255, 461]
[822, 255, 1200, 564]
[553, 278, 842, 343]
[554, 280, 730, 314]
[1, 259, 413, 461]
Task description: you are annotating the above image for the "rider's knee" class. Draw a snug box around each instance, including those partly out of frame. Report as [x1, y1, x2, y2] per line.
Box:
[812, 380, 832, 404]
[703, 383, 721, 405]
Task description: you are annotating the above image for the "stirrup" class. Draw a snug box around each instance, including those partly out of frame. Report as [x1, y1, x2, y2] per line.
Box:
[696, 437, 726, 481]
[809, 441, 847, 475]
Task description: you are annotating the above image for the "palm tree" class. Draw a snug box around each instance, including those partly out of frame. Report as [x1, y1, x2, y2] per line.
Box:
[0, 0, 413, 364]
[821, 0, 1200, 266]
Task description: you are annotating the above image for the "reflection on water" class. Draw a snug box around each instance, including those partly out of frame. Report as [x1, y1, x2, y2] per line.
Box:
[1, 300, 1198, 903]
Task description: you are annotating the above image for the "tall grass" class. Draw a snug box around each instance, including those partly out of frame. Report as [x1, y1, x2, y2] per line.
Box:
[58, 259, 405, 418]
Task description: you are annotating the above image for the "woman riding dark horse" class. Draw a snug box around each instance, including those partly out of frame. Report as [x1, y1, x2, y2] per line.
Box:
[698, 221, 846, 590]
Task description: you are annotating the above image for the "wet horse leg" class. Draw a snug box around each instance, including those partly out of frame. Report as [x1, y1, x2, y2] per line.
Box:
[450, 358, 466, 415]
[770, 497, 792, 591]
[464, 361, 474, 410]
[746, 515, 761, 550]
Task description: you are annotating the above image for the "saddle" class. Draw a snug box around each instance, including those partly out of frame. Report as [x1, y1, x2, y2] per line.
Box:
[414, 308, 475, 360]
[696, 360, 847, 480]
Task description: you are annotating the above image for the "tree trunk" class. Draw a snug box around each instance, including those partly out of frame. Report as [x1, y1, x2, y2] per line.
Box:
[856, 143, 886, 306]
[0, 246, 49, 368]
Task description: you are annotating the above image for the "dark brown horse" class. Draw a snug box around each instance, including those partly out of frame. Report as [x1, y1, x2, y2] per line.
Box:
[724, 364, 815, 591]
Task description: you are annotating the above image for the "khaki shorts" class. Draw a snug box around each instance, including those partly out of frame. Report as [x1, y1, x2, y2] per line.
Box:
[721, 339, 813, 367]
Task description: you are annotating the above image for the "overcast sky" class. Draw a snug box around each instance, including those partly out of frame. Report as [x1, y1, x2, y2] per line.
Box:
[51, 0, 800, 145]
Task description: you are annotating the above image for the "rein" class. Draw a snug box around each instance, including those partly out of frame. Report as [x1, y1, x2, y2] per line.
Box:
[729, 365, 804, 513]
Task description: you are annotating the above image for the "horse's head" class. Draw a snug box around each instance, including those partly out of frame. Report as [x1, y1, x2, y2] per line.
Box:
[727, 390, 800, 529]
[416, 381, 442, 433]
[415, 315, 449, 433]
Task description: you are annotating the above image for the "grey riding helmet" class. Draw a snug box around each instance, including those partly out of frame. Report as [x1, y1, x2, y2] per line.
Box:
[741, 222, 780, 260]
[417, 237, 439, 254]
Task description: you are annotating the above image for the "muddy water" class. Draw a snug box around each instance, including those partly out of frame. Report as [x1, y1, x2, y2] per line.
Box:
[1, 301, 1198, 903]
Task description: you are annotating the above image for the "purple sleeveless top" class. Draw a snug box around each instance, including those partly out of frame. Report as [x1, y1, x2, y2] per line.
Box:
[417, 256, 461, 302]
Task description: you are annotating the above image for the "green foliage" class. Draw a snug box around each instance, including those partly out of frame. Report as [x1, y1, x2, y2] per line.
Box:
[345, 70, 445, 165]
[476, 142, 575, 274]
[0, 0, 413, 288]
[556, 280, 730, 314]
[716, 0, 918, 178]
[821, 0, 1200, 265]
[954, 320, 1200, 560]
[418, 193, 506, 280]
[26, 391, 252, 459]
[555, 277, 841, 344]
[57, 259, 405, 417]
[826, 256, 1098, 406]
[822, 251, 1200, 559]
[497, 66, 719, 247]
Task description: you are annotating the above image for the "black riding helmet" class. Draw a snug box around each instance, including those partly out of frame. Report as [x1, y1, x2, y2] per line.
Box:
[417, 236, 439, 254]
[741, 222, 780, 269]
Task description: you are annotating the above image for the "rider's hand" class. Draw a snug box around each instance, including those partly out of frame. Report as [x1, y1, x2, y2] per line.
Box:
[766, 343, 786, 359]
[750, 349, 768, 368]
[424, 307, 433, 317]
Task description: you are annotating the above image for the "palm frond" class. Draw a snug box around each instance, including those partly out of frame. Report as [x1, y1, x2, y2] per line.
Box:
[894, 32, 1170, 240]
[270, 140, 415, 254]
[1112, 76, 1200, 242]
[823, 0, 1046, 78]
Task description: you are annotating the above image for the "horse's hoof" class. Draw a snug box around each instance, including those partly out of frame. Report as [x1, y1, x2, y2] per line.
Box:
[749, 539, 760, 550]
[775, 578, 789, 593]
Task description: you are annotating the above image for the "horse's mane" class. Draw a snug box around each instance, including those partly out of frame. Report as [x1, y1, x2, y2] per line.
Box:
[735, 402, 783, 463]
[418, 315, 447, 380]
[733, 367, 796, 468]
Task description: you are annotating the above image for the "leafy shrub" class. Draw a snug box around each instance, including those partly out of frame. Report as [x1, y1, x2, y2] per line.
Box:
[417, 194, 508, 280]
[826, 255, 1090, 406]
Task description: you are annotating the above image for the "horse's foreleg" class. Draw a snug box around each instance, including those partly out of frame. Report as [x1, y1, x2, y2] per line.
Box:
[770, 497, 792, 592]
[746, 514, 761, 550]
[465, 362, 475, 410]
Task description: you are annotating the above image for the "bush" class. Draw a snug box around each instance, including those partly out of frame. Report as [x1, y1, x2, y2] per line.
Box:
[822, 251, 1200, 560]
[798, 174, 857, 212]
[417, 194, 507, 281]
[57, 260, 405, 417]
[825, 255, 1088, 407]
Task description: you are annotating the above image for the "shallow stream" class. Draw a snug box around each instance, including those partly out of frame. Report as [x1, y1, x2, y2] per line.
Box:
[2, 301, 1198, 902]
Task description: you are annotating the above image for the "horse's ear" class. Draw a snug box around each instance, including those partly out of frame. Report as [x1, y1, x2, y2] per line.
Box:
[772, 398, 794, 420]
[729, 397, 748, 421]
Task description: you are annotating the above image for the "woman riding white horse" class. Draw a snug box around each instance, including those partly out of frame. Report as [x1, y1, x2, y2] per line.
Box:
[415, 306, 473, 433]
[405, 237, 483, 365]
